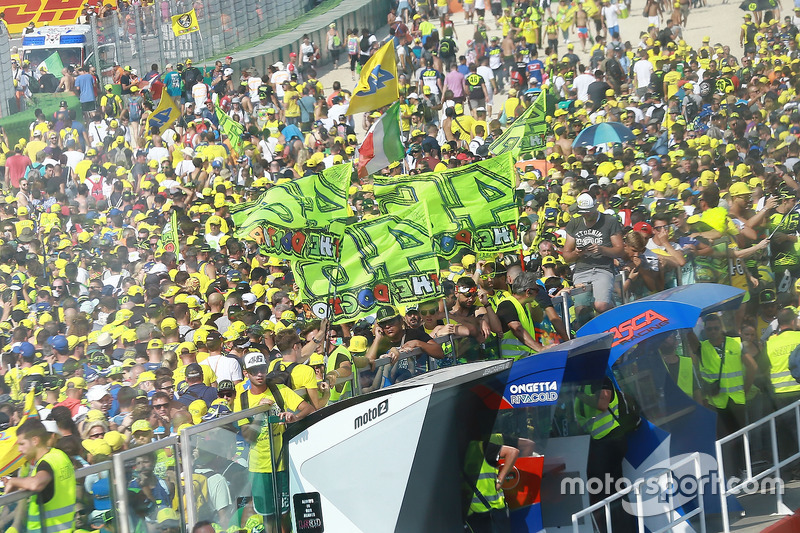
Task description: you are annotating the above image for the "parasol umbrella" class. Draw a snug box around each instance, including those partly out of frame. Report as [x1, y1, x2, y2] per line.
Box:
[572, 122, 636, 147]
[738, 0, 777, 12]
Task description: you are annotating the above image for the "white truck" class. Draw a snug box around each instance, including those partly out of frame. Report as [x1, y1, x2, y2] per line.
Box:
[21, 24, 117, 79]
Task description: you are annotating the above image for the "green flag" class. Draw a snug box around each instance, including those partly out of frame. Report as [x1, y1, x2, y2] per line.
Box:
[215, 104, 245, 156]
[156, 211, 179, 256]
[294, 203, 441, 324]
[41, 51, 64, 79]
[374, 153, 519, 258]
[230, 164, 352, 262]
[489, 89, 548, 157]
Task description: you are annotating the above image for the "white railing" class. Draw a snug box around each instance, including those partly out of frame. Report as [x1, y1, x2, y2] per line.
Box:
[715, 399, 800, 532]
[571, 452, 706, 533]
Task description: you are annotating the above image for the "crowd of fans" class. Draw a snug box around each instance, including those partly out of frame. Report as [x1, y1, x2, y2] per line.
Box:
[2, 0, 800, 530]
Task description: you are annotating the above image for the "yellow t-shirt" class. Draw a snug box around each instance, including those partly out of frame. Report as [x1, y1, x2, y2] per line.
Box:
[663, 70, 682, 99]
[235, 385, 304, 472]
[174, 362, 217, 386]
[25, 140, 46, 160]
[451, 114, 475, 142]
[268, 358, 318, 396]
[75, 159, 92, 182]
[284, 90, 300, 118]
[522, 21, 538, 45]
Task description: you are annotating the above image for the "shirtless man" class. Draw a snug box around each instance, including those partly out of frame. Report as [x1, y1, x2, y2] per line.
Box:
[670, 1, 682, 36]
[679, 0, 690, 27]
[501, 30, 516, 84]
[574, 3, 590, 52]
[644, 0, 662, 28]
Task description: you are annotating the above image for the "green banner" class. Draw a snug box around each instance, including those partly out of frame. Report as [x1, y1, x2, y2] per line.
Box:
[294, 203, 441, 324]
[156, 211, 179, 256]
[231, 164, 352, 261]
[215, 104, 245, 156]
[489, 89, 548, 157]
[374, 153, 520, 258]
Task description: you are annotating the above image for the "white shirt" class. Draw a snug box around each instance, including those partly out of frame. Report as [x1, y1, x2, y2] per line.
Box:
[271, 70, 289, 98]
[300, 42, 315, 63]
[574, 73, 595, 101]
[63, 150, 84, 170]
[602, 4, 619, 27]
[200, 354, 243, 382]
[147, 146, 169, 164]
[633, 59, 653, 89]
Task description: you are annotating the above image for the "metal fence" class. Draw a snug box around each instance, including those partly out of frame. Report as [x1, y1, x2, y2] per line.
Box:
[89, 0, 313, 78]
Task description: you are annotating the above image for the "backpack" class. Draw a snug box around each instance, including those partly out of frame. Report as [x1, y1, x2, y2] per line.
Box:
[265, 361, 299, 391]
[609, 382, 642, 434]
[174, 472, 215, 523]
[649, 104, 666, 124]
[439, 39, 452, 57]
[332, 34, 342, 47]
[87, 174, 104, 201]
[128, 98, 143, 122]
[684, 95, 699, 121]
[348, 36, 359, 55]
[590, 48, 605, 70]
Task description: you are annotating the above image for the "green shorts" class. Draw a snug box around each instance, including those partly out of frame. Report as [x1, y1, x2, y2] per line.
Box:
[250, 470, 289, 516]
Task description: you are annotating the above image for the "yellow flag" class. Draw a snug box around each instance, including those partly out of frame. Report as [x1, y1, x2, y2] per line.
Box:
[148, 95, 181, 134]
[0, 390, 37, 476]
[171, 8, 200, 36]
[347, 40, 399, 115]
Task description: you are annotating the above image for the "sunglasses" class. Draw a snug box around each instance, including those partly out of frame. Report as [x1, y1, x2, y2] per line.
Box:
[419, 308, 438, 316]
[153, 403, 169, 410]
[653, 225, 669, 231]
[248, 366, 267, 375]
[479, 272, 496, 279]
[218, 391, 235, 398]
[160, 385, 174, 391]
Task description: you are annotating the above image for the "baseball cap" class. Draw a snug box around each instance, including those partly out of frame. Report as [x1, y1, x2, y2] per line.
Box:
[376, 306, 401, 324]
[86, 385, 111, 402]
[244, 352, 267, 370]
[185, 363, 203, 379]
[576, 193, 595, 213]
[633, 221, 654, 237]
[146, 339, 164, 350]
[131, 419, 152, 434]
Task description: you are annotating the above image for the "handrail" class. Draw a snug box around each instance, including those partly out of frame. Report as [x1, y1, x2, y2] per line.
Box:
[715, 399, 800, 532]
[571, 452, 705, 533]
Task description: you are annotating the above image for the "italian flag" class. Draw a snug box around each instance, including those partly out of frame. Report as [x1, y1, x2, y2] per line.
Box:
[358, 102, 405, 177]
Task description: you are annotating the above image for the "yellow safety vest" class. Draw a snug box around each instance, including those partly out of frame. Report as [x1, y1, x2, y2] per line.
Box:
[699, 337, 745, 409]
[500, 296, 537, 361]
[676, 355, 694, 398]
[575, 385, 621, 439]
[327, 345, 354, 403]
[765, 330, 800, 395]
[27, 448, 76, 533]
[464, 434, 506, 515]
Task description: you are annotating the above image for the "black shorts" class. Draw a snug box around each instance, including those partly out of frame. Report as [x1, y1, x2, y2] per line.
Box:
[81, 101, 97, 112]
[476, 8, 485, 16]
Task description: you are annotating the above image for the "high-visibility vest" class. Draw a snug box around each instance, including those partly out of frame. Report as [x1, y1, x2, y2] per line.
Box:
[500, 297, 537, 361]
[575, 385, 621, 439]
[676, 355, 694, 398]
[464, 434, 506, 515]
[765, 330, 800, 395]
[27, 448, 76, 533]
[699, 336, 745, 409]
[327, 345, 354, 403]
